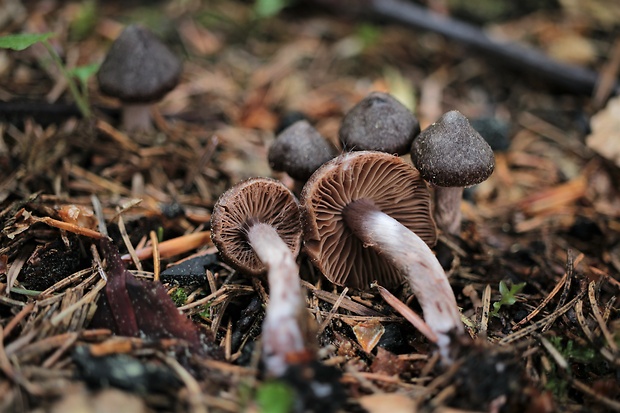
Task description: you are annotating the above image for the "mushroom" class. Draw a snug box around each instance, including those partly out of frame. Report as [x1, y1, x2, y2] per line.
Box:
[410, 110, 495, 235]
[268, 120, 338, 192]
[210, 177, 307, 376]
[97, 25, 182, 133]
[301, 151, 462, 359]
[339, 91, 420, 154]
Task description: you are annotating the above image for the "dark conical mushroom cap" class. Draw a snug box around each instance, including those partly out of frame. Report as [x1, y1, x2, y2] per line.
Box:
[411, 110, 495, 187]
[339, 92, 420, 155]
[268, 120, 338, 181]
[97, 25, 182, 103]
[211, 178, 302, 276]
[301, 151, 437, 290]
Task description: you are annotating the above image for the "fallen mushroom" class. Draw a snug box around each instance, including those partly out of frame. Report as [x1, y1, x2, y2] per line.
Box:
[97, 25, 182, 133]
[210, 177, 308, 376]
[301, 151, 462, 360]
[339, 91, 420, 154]
[410, 110, 495, 235]
[268, 120, 338, 192]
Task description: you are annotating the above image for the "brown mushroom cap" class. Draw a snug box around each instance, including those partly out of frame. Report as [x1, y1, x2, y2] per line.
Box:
[301, 151, 437, 289]
[339, 92, 420, 155]
[411, 110, 495, 187]
[97, 25, 182, 103]
[268, 120, 338, 181]
[211, 178, 302, 276]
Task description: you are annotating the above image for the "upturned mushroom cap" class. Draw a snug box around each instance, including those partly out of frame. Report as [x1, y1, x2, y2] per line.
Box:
[211, 178, 302, 276]
[410, 110, 495, 187]
[268, 120, 338, 181]
[339, 92, 420, 155]
[97, 25, 182, 103]
[301, 151, 437, 289]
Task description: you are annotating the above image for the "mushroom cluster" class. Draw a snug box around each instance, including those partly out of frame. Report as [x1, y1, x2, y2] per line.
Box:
[214, 92, 496, 369]
[268, 94, 495, 237]
[267, 91, 421, 191]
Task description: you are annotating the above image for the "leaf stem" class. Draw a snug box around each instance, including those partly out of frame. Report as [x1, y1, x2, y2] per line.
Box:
[42, 40, 91, 118]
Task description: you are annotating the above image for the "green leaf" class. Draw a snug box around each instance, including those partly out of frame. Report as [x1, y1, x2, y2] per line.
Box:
[253, 0, 289, 19]
[198, 303, 212, 319]
[490, 280, 526, 317]
[256, 380, 295, 413]
[498, 279, 509, 296]
[0, 33, 54, 51]
[67, 63, 100, 85]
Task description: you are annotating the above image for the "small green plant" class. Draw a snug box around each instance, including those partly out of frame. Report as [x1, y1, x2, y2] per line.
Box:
[253, 0, 291, 19]
[156, 226, 164, 242]
[490, 280, 526, 317]
[545, 336, 598, 398]
[549, 336, 597, 364]
[356, 24, 381, 49]
[256, 380, 295, 413]
[198, 303, 212, 319]
[544, 361, 569, 399]
[170, 288, 188, 306]
[0, 32, 96, 118]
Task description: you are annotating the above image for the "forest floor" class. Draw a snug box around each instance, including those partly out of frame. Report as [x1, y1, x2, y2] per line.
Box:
[0, 0, 619, 412]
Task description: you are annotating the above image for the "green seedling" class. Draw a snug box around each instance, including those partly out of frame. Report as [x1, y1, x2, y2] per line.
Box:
[549, 336, 597, 364]
[170, 287, 188, 307]
[356, 23, 381, 49]
[253, 0, 291, 18]
[198, 303, 212, 319]
[67, 63, 99, 106]
[490, 280, 526, 317]
[156, 226, 165, 243]
[545, 336, 599, 398]
[0, 32, 96, 118]
[256, 380, 295, 413]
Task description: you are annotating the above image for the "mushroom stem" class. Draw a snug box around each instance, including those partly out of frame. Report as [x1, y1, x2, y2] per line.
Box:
[343, 199, 463, 360]
[433, 186, 464, 236]
[246, 222, 306, 376]
[121, 103, 153, 132]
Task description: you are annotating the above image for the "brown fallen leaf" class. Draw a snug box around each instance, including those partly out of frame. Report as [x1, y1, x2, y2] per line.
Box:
[91, 238, 219, 358]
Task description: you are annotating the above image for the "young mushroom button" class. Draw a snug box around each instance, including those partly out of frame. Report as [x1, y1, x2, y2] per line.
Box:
[210, 178, 306, 377]
[410, 110, 495, 235]
[339, 91, 421, 155]
[301, 151, 462, 358]
[97, 25, 182, 132]
[268, 120, 338, 183]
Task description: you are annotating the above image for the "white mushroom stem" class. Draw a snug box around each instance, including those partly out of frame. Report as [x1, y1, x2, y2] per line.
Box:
[121, 103, 154, 132]
[343, 199, 463, 361]
[246, 222, 306, 377]
[433, 186, 464, 236]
